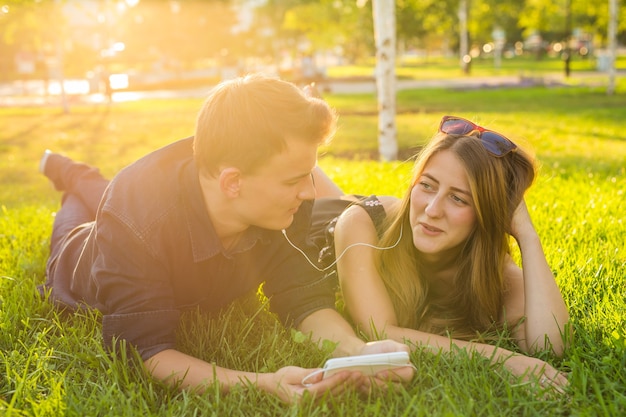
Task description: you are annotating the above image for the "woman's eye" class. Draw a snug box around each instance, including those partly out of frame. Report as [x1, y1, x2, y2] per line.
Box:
[451, 194, 467, 205]
[419, 181, 432, 190]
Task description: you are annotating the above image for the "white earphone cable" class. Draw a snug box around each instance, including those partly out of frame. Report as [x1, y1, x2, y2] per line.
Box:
[281, 224, 403, 272]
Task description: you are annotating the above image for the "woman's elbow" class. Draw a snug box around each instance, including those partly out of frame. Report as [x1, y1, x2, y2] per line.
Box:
[524, 328, 570, 358]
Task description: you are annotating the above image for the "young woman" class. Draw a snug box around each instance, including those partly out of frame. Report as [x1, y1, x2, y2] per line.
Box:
[329, 116, 570, 389]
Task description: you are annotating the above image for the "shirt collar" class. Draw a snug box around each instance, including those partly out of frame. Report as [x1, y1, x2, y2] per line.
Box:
[181, 160, 268, 262]
[225, 226, 269, 256]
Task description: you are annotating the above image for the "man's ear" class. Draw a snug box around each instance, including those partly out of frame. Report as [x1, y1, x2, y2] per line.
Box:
[218, 167, 241, 197]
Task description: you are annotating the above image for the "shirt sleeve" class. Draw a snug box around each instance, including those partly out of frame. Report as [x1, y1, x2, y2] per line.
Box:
[88, 210, 180, 361]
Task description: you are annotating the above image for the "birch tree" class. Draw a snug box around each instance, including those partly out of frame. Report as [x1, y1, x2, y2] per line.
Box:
[607, 0, 618, 95]
[372, 0, 397, 161]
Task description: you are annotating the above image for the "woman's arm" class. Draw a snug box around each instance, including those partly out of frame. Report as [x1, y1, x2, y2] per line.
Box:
[333, 200, 401, 339]
[377, 324, 568, 389]
[507, 199, 570, 356]
[334, 201, 568, 389]
[312, 166, 344, 198]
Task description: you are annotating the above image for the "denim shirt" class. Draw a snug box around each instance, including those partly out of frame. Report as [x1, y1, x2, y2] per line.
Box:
[46, 138, 336, 361]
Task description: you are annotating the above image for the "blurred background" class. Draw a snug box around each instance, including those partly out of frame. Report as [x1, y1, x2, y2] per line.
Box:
[1, 0, 624, 96]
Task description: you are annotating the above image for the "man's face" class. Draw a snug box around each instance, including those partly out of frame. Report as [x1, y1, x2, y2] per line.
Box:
[235, 139, 318, 231]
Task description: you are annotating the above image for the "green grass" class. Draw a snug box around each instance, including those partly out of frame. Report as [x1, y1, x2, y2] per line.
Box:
[1, 77, 625, 415]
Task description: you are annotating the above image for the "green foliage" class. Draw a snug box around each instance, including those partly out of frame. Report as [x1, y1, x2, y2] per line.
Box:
[2, 0, 625, 82]
[1, 80, 625, 415]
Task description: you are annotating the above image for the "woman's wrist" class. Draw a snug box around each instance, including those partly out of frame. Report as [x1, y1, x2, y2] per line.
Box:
[513, 227, 541, 247]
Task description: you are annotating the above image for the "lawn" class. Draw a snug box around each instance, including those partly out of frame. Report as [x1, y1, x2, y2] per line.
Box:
[1, 75, 625, 416]
[327, 53, 626, 80]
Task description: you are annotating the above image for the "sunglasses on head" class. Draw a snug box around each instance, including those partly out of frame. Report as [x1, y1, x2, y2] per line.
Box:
[438, 115, 518, 157]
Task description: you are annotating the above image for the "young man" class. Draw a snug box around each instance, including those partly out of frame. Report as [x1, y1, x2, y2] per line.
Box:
[39, 74, 411, 403]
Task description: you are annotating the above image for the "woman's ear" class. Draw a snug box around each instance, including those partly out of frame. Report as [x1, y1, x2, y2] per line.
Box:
[218, 167, 241, 198]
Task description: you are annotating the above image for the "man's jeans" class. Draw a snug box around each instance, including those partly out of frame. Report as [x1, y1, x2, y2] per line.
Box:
[47, 160, 109, 276]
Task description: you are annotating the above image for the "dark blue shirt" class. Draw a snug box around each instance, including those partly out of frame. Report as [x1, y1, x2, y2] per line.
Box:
[46, 138, 336, 361]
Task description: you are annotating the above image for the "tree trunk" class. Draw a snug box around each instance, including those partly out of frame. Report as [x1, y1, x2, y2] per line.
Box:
[459, 0, 470, 74]
[372, 0, 398, 161]
[607, 0, 618, 95]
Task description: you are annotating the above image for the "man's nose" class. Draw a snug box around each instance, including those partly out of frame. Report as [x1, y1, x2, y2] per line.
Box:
[298, 174, 316, 200]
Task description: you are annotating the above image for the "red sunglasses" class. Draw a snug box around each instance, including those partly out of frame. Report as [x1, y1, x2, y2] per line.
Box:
[438, 115, 518, 157]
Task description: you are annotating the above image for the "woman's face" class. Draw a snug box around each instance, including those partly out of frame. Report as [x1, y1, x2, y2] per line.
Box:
[409, 150, 477, 258]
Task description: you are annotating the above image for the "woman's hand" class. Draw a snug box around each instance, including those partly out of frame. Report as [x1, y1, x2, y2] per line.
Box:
[503, 354, 569, 392]
[356, 340, 416, 393]
[509, 199, 537, 243]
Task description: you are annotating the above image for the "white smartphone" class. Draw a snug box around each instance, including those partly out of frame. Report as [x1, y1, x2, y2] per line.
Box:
[300, 352, 412, 386]
[322, 351, 411, 378]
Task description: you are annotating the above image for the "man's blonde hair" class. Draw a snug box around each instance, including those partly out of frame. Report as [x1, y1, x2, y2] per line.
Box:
[193, 74, 337, 176]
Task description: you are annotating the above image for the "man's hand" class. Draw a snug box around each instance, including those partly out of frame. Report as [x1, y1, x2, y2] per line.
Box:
[257, 366, 365, 404]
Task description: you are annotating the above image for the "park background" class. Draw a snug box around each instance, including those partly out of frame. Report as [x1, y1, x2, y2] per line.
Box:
[1, 0, 626, 416]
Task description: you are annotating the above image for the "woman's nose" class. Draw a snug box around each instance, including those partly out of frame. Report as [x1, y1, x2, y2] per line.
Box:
[424, 194, 443, 218]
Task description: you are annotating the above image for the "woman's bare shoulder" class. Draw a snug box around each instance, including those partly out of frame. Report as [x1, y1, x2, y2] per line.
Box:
[339, 195, 400, 223]
[377, 195, 401, 209]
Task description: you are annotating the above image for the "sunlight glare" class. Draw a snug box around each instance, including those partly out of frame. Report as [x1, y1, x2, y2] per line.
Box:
[109, 73, 129, 89]
[48, 80, 90, 95]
